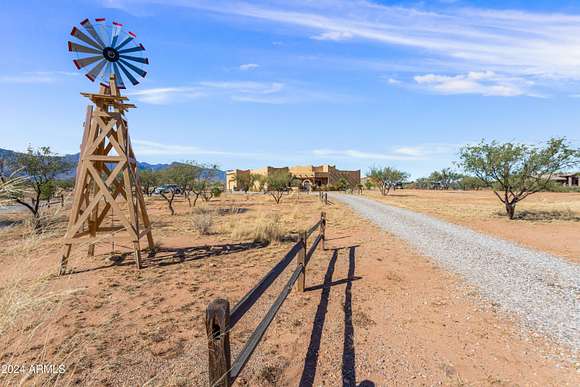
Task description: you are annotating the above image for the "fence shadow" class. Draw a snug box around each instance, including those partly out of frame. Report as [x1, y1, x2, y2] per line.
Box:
[342, 246, 356, 386]
[300, 249, 338, 387]
[300, 246, 374, 387]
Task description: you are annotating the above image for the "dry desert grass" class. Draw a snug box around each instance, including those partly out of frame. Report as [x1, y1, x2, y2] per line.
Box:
[366, 189, 580, 262]
[0, 190, 577, 386]
[0, 191, 355, 385]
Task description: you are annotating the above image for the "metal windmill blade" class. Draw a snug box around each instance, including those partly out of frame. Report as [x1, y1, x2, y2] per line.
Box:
[68, 18, 149, 89]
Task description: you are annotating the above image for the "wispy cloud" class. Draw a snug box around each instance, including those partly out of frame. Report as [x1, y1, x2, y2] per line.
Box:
[0, 71, 78, 84]
[239, 63, 260, 71]
[132, 140, 266, 158]
[129, 80, 353, 105]
[311, 31, 353, 41]
[199, 81, 283, 94]
[128, 87, 205, 104]
[412, 71, 538, 97]
[119, 0, 580, 95]
[312, 143, 458, 161]
[132, 140, 458, 164]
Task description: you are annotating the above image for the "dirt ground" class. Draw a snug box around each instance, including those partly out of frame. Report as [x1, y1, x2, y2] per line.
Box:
[0, 191, 577, 386]
[366, 189, 580, 263]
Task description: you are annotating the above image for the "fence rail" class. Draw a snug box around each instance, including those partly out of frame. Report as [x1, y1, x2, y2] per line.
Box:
[205, 211, 327, 387]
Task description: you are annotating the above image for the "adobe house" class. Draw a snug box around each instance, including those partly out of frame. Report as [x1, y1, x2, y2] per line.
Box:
[226, 164, 361, 191]
[549, 172, 580, 187]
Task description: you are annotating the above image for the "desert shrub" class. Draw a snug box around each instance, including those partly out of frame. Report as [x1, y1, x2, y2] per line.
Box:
[231, 213, 283, 243]
[211, 184, 223, 198]
[217, 205, 242, 215]
[191, 207, 213, 235]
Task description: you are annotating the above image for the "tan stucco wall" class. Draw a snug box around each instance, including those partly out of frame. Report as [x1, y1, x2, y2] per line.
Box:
[227, 165, 361, 191]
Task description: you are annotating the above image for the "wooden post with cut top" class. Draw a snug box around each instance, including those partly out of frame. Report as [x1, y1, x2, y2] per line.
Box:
[320, 211, 326, 250]
[206, 298, 232, 387]
[296, 231, 307, 292]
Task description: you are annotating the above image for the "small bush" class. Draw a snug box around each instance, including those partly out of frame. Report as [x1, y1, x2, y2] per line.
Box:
[191, 207, 213, 235]
[231, 213, 283, 243]
[217, 205, 243, 215]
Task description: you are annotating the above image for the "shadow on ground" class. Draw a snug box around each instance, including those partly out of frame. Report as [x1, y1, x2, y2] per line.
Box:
[65, 241, 269, 275]
[300, 246, 375, 387]
[496, 209, 580, 222]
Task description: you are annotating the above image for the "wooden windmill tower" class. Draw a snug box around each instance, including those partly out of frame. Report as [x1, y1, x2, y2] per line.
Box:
[60, 18, 154, 274]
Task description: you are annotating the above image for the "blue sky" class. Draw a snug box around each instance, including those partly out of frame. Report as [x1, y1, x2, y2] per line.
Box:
[1, 0, 580, 178]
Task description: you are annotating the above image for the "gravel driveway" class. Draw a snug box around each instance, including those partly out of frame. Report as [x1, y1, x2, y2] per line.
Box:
[331, 193, 580, 351]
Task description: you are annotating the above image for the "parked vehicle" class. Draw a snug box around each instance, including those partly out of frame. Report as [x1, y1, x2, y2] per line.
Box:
[153, 184, 182, 195]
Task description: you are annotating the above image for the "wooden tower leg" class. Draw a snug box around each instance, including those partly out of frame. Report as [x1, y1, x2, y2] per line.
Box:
[131, 145, 155, 256]
[133, 241, 142, 269]
[87, 202, 98, 256]
[59, 244, 72, 275]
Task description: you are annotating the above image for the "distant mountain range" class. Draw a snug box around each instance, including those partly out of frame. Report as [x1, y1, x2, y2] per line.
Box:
[0, 148, 226, 181]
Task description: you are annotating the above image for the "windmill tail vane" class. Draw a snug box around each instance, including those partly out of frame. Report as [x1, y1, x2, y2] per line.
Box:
[68, 18, 149, 89]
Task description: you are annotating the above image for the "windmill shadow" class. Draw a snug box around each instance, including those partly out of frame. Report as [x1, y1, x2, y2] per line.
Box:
[300, 246, 374, 387]
[64, 241, 268, 275]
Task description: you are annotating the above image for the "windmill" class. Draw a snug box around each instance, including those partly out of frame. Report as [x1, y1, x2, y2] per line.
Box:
[59, 18, 154, 275]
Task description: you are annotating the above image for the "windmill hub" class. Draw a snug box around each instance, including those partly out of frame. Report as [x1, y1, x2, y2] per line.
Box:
[102, 47, 119, 62]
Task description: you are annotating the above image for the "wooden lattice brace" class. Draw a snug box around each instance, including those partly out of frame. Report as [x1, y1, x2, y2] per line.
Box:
[59, 74, 154, 275]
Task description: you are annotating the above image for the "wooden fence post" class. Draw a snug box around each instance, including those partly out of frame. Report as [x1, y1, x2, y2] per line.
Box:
[296, 231, 306, 292]
[206, 298, 232, 387]
[320, 211, 326, 250]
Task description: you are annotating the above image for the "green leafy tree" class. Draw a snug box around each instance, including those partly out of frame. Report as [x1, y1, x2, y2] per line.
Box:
[335, 177, 350, 192]
[367, 166, 410, 195]
[363, 179, 374, 190]
[140, 168, 160, 196]
[192, 164, 222, 205]
[170, 162, 202, 205]
[235, 173, 257, 193]
[457, 175, 487, 190]
[158, 166, 186, 215]
[254, 175, 267, 192]
[428, 168, 462, 189]
[413, 177, 431, 189]
[266, 172, 292, 204]
[9, 146, 71, 218]
[210, 183, 223, 198]
[459, 138, 580, 219]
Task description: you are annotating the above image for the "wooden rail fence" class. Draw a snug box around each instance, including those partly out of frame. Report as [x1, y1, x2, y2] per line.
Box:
[205, 212, 327, 386]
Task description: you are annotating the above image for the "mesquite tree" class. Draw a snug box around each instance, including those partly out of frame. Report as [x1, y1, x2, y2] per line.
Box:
[9, 147, 71, 219]
[191, 164, 222, 205]
[428, 168, 462, 189]
[459, 138, 580, 219]
[235, 173, 257, 193]
[367, 166, 409, 195]
[266, 172, 292, 204]
[139, 168, 160, 196]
